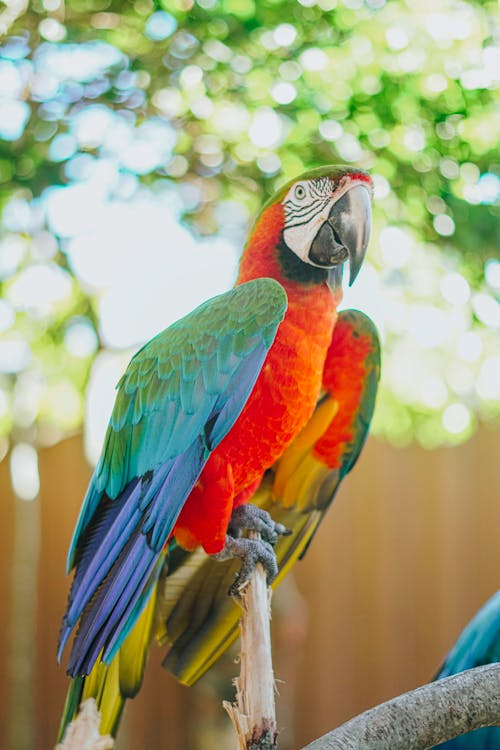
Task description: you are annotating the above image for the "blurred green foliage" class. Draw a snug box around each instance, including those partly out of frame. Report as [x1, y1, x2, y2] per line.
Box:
[0, 0, 499, 454]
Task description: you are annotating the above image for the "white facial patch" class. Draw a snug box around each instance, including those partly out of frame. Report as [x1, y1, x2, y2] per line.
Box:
[282, 177, 336, 263]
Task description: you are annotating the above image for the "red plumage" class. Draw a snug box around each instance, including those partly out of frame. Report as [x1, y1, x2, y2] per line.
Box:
[174, 201, 339, 553]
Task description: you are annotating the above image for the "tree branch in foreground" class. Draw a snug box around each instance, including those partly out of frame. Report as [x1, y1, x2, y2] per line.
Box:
[223, 538, 277, 750]
[300, 663, 500, 750]
[55, 699, 114, 750]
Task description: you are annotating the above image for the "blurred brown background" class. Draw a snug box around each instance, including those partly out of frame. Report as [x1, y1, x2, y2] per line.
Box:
[1, 427, 498, 750]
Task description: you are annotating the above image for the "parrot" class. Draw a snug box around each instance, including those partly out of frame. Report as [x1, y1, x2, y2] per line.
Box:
[432, 590, 500, 749]
[57, 165, 381, 741]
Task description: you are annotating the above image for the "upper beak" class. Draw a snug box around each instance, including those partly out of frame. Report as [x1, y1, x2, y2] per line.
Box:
[309, 184, 372, 287]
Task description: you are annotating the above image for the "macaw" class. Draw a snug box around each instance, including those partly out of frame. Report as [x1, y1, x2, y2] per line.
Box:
[433, 590, 500, 749]
[57, 165, 380, 741]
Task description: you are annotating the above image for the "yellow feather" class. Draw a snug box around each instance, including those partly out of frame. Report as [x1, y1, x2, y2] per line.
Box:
[81, 655, 122, 736]
[272, 512, 322, 583]
[119, 584, 158, 698]
[280, 452, 329, 511]
[273, 397, 338, 504]
[176, 611, 240, 686]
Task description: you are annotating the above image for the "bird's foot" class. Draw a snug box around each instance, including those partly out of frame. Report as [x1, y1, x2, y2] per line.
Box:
[229, 503, 291, 545]
[214, 535, 278, 596]
[214, 504, 291, 596]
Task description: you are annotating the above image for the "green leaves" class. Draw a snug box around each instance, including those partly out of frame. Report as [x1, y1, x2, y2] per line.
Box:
[1, 0, 499, 449]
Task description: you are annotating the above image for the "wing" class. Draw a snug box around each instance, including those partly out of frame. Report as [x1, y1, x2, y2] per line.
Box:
[58, 278, 287, 679]
[159, 309, 381, 685]
[58, 557, 163, 741]
[433, 590, 500, 749]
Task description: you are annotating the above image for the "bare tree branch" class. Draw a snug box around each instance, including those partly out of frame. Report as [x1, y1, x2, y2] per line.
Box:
[300, 663, 500, 750]
[223, 542, 277, 750]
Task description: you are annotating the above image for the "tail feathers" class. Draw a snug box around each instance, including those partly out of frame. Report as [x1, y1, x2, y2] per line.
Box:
[57, 677, 85, 743]
[58, 578, 159, 742]
[60, 451, 195, 674]
[116, 567, 160, 698]
[160, 547, 241, 684]
[161, 479, 322, 685]
[57, 657, 125, 742]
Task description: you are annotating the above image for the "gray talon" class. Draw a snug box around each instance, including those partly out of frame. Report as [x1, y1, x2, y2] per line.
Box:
[228, 504, 291, 545]
[214, 536, 278, 595]
[213, 503, 291, 595]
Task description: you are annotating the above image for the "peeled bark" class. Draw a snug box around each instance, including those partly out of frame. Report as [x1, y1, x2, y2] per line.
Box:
[223, 553, 277, 750]
[55, 699, 114, 750]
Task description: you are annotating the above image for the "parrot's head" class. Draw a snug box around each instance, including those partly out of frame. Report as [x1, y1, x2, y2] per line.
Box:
[244, 166, 373, 295]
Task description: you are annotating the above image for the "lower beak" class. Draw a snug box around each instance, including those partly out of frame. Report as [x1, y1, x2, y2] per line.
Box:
[309, 184, 372, 287]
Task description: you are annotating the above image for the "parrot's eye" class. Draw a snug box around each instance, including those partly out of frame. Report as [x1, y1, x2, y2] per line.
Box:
[294, 184, 307, 201]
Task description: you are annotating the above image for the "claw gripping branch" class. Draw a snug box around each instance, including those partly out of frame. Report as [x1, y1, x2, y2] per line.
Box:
[214, 503, 291, 595]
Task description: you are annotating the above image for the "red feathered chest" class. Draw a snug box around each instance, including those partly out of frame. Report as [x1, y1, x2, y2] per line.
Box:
[216, 286, 336, 491]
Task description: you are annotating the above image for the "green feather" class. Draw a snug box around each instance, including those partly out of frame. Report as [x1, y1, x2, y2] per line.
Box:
[57, 677, 84, 742]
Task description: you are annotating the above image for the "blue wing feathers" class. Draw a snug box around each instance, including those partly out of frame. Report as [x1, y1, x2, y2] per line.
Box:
[67, 476, 104, 572]
[104, 559, 163, 665]
[217, 337, 239, 374]
[141, 439, 205, 546]
[69, 539, 157, 674]
[61, 493, 144, 651]
[107, 559, 164, 669]
[190, 376, 209, 414]
[208, 348, 268, 447]
[179, 372, 196, 413]
[63, 440, 206, 676]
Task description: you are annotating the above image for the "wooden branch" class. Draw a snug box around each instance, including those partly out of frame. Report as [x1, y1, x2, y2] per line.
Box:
[223, 541, 278, 750]
[55, 699, 114, 750]
[300, 663, 500, 750]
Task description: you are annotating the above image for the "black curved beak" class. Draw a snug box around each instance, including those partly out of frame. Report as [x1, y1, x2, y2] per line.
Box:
[309, 184, 372, 288]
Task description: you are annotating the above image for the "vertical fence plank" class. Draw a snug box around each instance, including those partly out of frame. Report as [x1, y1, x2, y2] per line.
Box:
[0, 456, 15, 750]
[35, 436, 92, 749]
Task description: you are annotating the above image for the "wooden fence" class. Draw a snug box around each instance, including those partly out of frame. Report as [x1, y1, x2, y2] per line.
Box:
[1, 428, 499, 750]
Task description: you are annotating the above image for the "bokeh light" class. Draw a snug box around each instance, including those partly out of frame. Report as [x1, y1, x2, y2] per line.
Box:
[0, 0, 498, 460]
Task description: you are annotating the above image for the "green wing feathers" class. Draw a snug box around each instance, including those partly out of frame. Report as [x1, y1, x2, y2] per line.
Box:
[161, 309, 381, 685]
